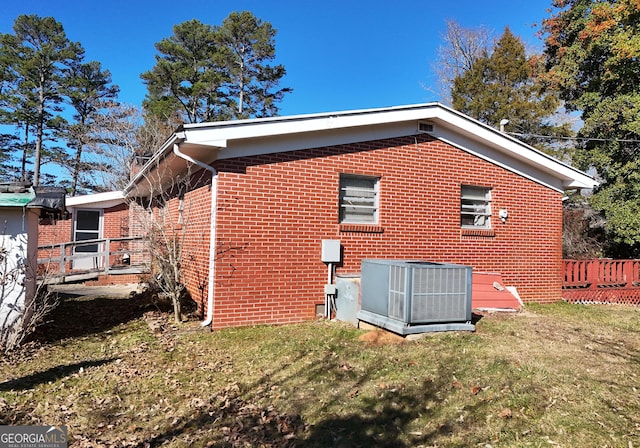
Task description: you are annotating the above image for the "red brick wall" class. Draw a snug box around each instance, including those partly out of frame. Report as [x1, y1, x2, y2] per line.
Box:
[86, 274, 141, 286]
[129, 172, 214, 315]
[38, 214, 73, 275]
[38, 215, 73, 247]
[181, 134, 563, 329]
[102, 203, 129, 239]
[179, 172, 216, 314]
[102, 203, 130, 269]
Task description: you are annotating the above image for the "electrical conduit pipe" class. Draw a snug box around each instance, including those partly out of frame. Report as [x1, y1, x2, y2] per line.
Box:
[172, 143, 217, 327]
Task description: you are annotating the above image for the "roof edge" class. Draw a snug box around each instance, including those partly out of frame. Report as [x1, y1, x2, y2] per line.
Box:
[125, 103, 597, 194]
[66, 190, 125, 207]
[181, 103, 442, 131]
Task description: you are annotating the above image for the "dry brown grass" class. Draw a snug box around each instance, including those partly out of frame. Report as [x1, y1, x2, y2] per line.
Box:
[1, 295, 639, 447]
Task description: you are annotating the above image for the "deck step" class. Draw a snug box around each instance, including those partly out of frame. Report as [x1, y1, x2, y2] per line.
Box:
[472, 272, 521, 311]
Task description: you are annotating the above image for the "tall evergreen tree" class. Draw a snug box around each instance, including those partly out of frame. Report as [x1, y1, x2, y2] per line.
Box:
[217, 11, 291, 119]
[141, 19, 224, 124]
[63, 60, 120, 195]
[0, 15, 84, 186]
[0, 134, 20, 179]
[0, 53, 19, 179]
[543, 0, 640, 254]
[0, 29, 36, 181]
[451, 27, 573, 157]
[141, 12, 290, 124]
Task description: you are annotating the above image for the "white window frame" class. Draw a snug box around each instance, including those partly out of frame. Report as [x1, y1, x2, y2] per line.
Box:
[461, 185, 492, 229]
[339, 174, 380, 224]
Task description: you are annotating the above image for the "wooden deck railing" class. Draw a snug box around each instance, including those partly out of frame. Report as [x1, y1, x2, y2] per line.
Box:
[563, 259, 640, 305]
[563, 259, 640, 289]
[37, 236, 150, 282]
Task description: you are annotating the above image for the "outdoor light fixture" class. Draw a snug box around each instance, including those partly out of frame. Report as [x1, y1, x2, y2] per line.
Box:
[499, 208, 509, 223]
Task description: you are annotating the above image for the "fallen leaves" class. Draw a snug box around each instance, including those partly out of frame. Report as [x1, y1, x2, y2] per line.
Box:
[2, 300, 640, 447]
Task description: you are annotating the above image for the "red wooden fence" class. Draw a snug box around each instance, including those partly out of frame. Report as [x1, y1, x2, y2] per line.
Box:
[563, 259, 640, 305]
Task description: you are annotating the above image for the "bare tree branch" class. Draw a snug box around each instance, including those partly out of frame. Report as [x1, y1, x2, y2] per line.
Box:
[129, 164, 194, 323]
[429, 19, 493, 104]
[86, 104, 177, 191]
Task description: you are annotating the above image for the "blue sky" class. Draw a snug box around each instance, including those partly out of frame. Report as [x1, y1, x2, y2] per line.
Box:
[2, 0, 556, 116]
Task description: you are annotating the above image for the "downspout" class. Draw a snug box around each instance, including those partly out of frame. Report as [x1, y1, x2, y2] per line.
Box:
[172, 143, 218, 327]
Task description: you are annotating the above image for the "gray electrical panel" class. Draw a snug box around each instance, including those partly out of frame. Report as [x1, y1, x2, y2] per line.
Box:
[321, 240, 341, 263]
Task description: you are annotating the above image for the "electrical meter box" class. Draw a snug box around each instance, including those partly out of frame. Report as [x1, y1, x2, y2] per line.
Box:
[321, 240, 341, 263]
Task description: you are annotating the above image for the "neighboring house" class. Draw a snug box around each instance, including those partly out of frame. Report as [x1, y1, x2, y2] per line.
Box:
[122, 103, 597, 330]
[1, 183, 64, 340]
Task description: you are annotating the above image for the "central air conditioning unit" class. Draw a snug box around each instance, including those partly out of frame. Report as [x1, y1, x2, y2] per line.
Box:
[357, 260, 474, 334]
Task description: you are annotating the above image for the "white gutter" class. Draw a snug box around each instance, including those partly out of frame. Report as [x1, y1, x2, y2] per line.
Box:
[172, 143, 218, 327]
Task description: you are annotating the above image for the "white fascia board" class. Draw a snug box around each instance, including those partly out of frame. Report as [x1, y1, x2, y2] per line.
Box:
[181, 103, 442, 144]
[66, 190, 125, 209]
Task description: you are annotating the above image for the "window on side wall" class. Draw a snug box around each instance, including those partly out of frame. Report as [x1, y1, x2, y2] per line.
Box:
[461, 185, 492, 228]
[339, 174, 379, 224]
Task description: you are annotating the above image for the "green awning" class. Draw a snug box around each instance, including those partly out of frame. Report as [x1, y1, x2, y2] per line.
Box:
[0, 190, 35, 207]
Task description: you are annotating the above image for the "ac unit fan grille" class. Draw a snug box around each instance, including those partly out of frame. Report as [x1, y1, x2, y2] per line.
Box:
[411, 267, 468, 322]
[360, 260, 472, 326]
[388, 265, 406, 320]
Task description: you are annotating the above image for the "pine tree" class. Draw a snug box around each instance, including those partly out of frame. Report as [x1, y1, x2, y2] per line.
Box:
[141, 12, 290, 124]
[0, 134, 20, 179]
[0, 29, 37, 181]
[63, 60, 120, 195]
[0, 49, 15, 178]
[141, 19, 225, 124]
[217, 11, 291, 119]
[451, 27, 573, 158]
[0, 15, 84, 186]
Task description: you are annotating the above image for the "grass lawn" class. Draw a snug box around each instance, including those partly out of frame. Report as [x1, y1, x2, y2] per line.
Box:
[1, 293, 640, 447]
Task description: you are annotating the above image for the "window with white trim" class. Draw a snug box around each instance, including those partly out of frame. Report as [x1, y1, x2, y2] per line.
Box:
[339, 174, 380, 224]
[461, 185, 492, 228]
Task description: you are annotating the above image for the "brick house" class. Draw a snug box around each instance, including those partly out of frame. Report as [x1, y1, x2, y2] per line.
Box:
[120, 103, 597, 330]
[38, 191, 142, 285]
